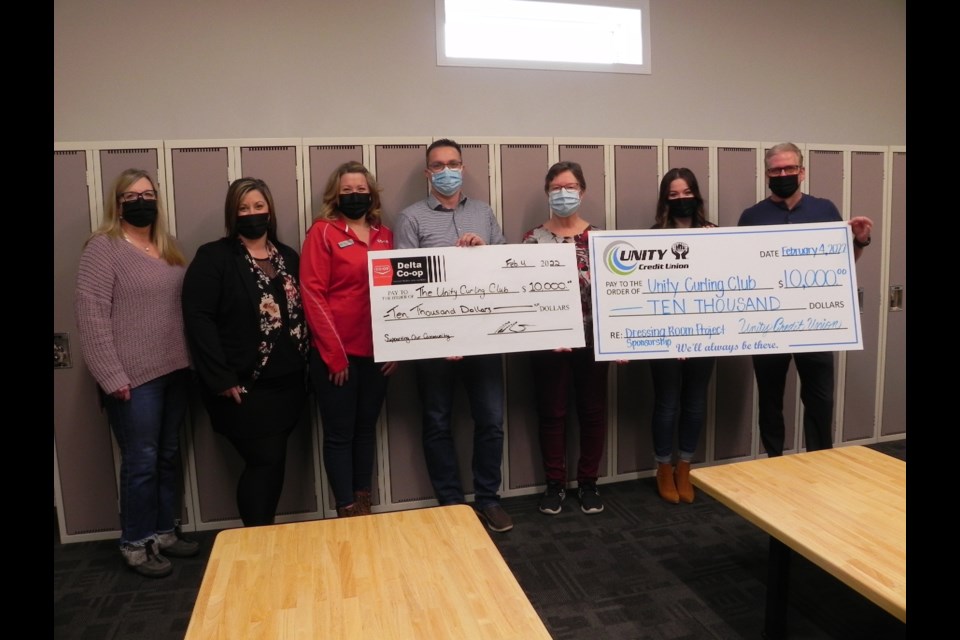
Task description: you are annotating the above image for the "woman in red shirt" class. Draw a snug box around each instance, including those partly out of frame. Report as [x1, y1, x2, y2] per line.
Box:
[300, 162, 396, 517]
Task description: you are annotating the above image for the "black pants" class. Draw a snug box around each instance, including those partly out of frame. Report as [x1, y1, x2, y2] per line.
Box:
[226, 431, 290, 526]
[752, 352, 834, 456]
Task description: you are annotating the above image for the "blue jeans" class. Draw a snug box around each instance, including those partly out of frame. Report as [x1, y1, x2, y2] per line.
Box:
[650, 357, 715, 462]
[312, 350, 389, 508]
[416, 355, 504, 508]
[103, 369, 189, 546]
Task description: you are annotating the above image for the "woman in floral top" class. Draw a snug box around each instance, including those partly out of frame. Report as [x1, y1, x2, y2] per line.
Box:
[183, 177, 309, 527]
[523, 161, 610, 516]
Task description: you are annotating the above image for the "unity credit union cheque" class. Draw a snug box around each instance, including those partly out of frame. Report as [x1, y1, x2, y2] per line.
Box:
[369, 244, 585, 361]
[589, 222, 863, 361]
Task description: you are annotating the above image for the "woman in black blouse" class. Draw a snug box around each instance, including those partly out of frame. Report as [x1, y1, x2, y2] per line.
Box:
[182, 177, 309, 526]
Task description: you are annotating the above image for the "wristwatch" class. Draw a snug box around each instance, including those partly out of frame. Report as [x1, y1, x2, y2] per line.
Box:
[853, 236, 872, 248]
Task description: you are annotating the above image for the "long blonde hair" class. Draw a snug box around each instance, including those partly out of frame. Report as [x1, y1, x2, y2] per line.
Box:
[90, 168, 186, 266]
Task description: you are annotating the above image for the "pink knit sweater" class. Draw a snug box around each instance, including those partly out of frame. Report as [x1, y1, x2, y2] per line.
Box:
[74, 234, 190, 393]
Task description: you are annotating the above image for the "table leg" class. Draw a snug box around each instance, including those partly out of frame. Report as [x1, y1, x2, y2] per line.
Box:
[763, 536, 791, 639]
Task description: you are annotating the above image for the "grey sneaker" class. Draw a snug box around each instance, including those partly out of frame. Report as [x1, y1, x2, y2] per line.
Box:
[539, 482, 566, 515]
[477, 503, 514, 533]
[121, 539, 172, 578]
[157, 527, 200, 558]
[578, 481, 604, 514]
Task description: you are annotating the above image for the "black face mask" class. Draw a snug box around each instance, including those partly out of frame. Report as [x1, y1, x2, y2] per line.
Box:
[667, 197, 698, 219]
[121, 199, 158, 228]
[236, 213, 270, 239]
[338, 193, 373, 220]
[769, 174, 800, 199]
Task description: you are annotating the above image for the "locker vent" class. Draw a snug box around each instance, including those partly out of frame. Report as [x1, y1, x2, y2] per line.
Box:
[671, 146, 707, 151]
[561, 145, 601, 150]
[245, 146, 290, 152]
[617, 145, 656, 150]
[176, 147, 224, 153]
[504, 144, 546, 149]
[894, 152, 905, 159]
[462, 144, 485, 149]
[106, 148, 151, 154]
[312, 145, 360, 151]
[378, 144, 424, 150]
[811, 150, 842, 156]
[54, 150, 81, 156]
[719, 147, 754, 154]
[395, 493, 436, 504]
[69, 525, 119, 535]
[852, 151, 882, 158]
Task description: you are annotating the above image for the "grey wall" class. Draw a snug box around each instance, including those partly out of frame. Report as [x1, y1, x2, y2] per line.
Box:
[54, 0, 905, 145]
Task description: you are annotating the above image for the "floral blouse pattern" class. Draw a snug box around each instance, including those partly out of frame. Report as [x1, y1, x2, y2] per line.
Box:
[522, 224, 596, 347]
[241, 240, 309, 381]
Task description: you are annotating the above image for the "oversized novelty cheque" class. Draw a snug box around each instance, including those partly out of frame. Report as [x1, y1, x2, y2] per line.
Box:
[369, 243, 585, 361]
[588, 222, 863, 361]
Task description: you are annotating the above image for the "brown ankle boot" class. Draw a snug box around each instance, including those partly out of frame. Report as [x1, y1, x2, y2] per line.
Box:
[336, 503, 362, 518]
[354, 490, 372, 515]
[656, 463, 680, 504]
[675, 460, 695, 504]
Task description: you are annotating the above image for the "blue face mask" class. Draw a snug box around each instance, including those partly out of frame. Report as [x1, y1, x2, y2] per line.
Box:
[548, 188, 581, 217]
[431, 168, 463, 196]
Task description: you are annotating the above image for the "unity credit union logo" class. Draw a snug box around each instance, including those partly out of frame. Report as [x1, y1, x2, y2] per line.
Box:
[371, 255, 447, 287]
[604, 241, 640, 276]
[603, 240, 690, 275]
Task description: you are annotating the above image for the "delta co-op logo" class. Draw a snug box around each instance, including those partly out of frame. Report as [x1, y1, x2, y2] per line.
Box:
[603, 240, 691, 275]
[371, 255, 447, 286]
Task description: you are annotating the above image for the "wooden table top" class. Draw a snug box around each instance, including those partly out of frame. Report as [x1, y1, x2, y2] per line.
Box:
[690, 446, 906, 622]
[185, 504, 551, 639]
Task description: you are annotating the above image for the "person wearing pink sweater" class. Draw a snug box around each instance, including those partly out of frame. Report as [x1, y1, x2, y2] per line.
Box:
[75, 168, 199, 578]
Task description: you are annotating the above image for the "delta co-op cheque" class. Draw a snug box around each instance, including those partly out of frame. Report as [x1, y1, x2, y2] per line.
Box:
[588, 223, 863, 361]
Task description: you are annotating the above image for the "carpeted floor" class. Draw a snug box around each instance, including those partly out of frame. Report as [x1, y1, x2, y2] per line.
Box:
[54, 440, 906, 639]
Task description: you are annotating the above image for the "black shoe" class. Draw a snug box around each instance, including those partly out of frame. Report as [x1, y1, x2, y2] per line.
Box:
[477, 503, 514, 532]
[157, 525, 201, 558]
[578, 481, 604, 514]
[539, 482, 566, 515]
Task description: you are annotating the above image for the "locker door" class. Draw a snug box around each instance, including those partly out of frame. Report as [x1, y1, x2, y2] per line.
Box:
[373, 144, 429, 233]
[666, 145, 710, 216]
[556, 144, 611, 478]
[714, 146, 761, 460]
[557, 144, 606, 229]
[499, 144, 550, 244]
[239, 145, 302, 248]
[239, 145, 318, 517]
[842, 151, 885, 442]
[804, 150, 845, 451]
[612, 144, 659, 474]
[306, 145, 364, 225]
[54, 149, 119, 537]
[499, 144, 552, 490]
[372, 143, 439, 505]
[461, 143, 492, 206]
[99, 148, 160, 206]
[881, 152, 906, 436]
[304, 144, 373, 512]
[657, 145, 711, 462]
[613, 145, 659, 231]
[166, 147, 237, 524]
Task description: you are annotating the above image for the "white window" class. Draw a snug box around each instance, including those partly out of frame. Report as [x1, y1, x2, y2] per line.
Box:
[436, 0, 650, 75]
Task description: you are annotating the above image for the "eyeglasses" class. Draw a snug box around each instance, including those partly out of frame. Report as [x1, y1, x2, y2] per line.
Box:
[765, 165, 801, 177]
[549, 185, 581, 194]
[119, 190, 158, 203]
[427, 160, 463, 172]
